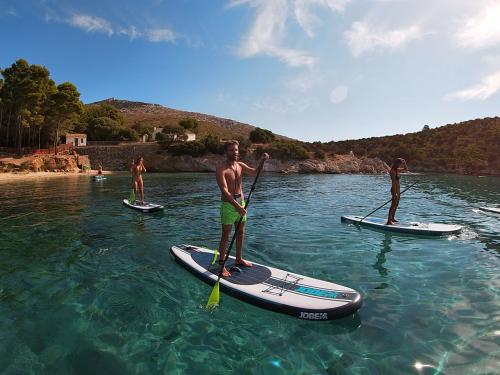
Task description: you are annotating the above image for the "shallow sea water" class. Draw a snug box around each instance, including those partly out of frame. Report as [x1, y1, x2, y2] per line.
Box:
[0, 173, 499, 374]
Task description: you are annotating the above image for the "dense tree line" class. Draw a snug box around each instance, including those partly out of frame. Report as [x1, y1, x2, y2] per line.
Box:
[0, 59, 83, 153]
[318, 118, 500, 173]
[0, 59, 139, 153]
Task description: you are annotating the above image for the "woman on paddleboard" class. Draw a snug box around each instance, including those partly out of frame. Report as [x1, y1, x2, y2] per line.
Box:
[131, 156, 147, 205]
[387, 158, 408, 225]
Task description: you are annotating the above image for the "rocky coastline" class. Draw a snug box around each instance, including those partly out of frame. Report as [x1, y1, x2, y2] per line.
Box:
[0, 144, 389, 175]
[0, 153, 388, 175]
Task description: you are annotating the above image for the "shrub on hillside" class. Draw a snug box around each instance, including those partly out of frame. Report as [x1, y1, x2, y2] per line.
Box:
[178, 118, 199, 134]
[167, 135, 224, 157]
[314, 149, 326, 159]
[157, 126, 187, 146]
[249, 127, 275, 144]
[254, 140, 310, 160]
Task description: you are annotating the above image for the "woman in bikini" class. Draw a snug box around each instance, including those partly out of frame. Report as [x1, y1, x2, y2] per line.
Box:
[387, 158, 408, 225]
[131, 156, 147, 205]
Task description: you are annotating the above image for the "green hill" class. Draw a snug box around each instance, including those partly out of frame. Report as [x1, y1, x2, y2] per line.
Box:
[318, 117, 500, 175]
[89, 98, 260, 140]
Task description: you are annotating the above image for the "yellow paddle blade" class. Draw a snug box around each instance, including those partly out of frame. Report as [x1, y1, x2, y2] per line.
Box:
[211, 249, 219, 266]
[206, 281, 220, 310]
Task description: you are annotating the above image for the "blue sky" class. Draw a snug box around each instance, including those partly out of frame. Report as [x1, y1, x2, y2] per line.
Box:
[1, 0, 500, 141]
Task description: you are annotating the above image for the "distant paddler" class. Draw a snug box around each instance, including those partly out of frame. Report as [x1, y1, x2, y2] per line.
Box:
[130, 156, 147, 205]
[216, 140, 269, 277]
[97, 163, 103, 175]
[387, 158, 409, 225]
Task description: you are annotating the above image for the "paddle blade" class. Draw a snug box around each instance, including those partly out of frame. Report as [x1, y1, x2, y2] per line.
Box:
[128, 189, 135, 204]
[206, 281, 220, 310]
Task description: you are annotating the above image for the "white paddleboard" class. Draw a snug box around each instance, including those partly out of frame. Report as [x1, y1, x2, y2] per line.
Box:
[93, 175, 106, 181]
[341, 215, 462, 235]
[122, 199, 163, 213]
[170, 244, 362, 320]
[479, 207, 500, 214]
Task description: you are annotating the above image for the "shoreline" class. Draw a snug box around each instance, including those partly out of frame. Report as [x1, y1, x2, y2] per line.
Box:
[0, 170, 116, 182]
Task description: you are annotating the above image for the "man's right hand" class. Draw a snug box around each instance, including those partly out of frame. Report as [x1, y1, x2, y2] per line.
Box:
[237, 205, 247, 216]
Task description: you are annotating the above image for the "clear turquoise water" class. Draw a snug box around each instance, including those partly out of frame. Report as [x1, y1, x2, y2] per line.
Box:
[0, 173, 499, 374]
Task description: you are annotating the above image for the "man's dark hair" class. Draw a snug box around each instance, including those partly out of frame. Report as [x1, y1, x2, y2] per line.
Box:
[224, 140, 239, 151]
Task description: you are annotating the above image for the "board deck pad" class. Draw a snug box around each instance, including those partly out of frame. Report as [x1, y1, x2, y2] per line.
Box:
[341, 215, 462, 236]
[191, 251, 271, 285]
[171, 244, 362, 320]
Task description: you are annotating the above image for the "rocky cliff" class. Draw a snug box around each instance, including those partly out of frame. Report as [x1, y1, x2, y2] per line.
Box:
[0, 144, 389, 174]
[73, 144, 389, 174]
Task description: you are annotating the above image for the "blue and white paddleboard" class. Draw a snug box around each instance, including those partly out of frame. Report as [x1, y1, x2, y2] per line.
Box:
[122, 199, 163, 213]
[479, 207, 500, 214]
[170, 244, 362, 320]
[341, 215, 462, 236]
[93, 175, 107, 181]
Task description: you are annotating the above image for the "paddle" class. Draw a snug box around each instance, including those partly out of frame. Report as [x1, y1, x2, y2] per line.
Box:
[206, 158, 267, 309]
[128, 158, 136, 204]
[358, 181, 418, 223]
[128, 147, 139, 204]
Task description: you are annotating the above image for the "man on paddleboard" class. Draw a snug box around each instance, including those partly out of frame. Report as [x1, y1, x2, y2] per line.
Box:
[216, 140, 269, 277]
[387, 158, 408, 225]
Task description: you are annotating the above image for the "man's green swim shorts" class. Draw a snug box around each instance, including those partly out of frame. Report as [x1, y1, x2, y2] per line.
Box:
[220, 200, 247, 225]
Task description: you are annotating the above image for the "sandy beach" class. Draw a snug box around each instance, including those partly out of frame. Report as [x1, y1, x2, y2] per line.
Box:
[0, 171, 115, 182]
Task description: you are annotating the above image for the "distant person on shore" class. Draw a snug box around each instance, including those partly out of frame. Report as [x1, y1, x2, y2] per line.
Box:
[216, 140, 269, 277]
[131, 156, 147, 205]
[387, 158, 408, 225]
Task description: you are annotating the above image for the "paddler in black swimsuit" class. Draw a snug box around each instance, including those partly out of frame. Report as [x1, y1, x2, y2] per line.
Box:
[387, 158, 408, 225]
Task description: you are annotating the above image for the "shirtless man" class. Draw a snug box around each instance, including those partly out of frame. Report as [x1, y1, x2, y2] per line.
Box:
[216, 140, 269, 277]
[387, 158, 408, 225]
[131, 156, 147, 205]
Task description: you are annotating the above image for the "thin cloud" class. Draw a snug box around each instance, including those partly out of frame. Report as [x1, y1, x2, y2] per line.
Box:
[1, 8, 18, 17]
[294, 0, 351, 37]
[456, 2, 500, 49]
[344, 21, 423, 57]
[235, 0, 314, 67]
[253, 95, 313, 114]
[286, 71, 322, 92]
[230, 0, 348, 68]
[69, 14, 114, 36]
[146, 28, 176, 43]
[119, 26, 141, 40]
[329, 85, 348, 104]
[445, 70, 500, 101]
[64, 13, 176, 44]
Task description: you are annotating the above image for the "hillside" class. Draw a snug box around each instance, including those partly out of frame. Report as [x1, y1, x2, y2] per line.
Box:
[90, 98, 261, 140]
[319, 117, 500, 175]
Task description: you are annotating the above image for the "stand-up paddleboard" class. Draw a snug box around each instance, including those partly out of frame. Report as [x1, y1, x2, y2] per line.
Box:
[170, 244, 362, 320]
[93, 175, 107, 181]
[122, 199, 163, 213]
[341, 215, 462, 235]
[479, 207, 500, 214]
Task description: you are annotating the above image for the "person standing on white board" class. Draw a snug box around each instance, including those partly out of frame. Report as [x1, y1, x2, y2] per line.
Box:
[387, 158, 408, 225]
[131, 156, 147, 205]
[216, 140, 269, 277]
